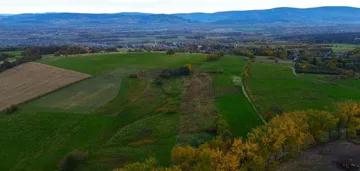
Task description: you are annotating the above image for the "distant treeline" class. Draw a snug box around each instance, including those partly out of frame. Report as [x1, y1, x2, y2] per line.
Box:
[0, 53, 15, 61]
[0, 54, 41, 72]
[282, 32, 360, 44]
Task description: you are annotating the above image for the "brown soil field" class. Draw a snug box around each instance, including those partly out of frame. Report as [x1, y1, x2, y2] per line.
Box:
[179, 73, 217, 134]
[279, 141, 360, 171]
[0, 62, 91, 112]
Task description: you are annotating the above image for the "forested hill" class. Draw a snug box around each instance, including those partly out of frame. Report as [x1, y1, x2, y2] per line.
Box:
[1, 6, 360, 28]
[175, 6, 360, 24]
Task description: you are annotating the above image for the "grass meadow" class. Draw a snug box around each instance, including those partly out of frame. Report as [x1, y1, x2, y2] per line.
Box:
[4, 52, 357, 170]
[246, 62, 360, 119]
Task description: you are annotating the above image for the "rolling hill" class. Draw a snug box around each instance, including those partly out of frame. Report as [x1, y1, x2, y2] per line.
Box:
[175, 6, 360, 24]
[1, 6, 360, 28]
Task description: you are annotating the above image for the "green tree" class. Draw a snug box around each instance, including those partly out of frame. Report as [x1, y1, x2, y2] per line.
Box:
[166, 49, 175, 55]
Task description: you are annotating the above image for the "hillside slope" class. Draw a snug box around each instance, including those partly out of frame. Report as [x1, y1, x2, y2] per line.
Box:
[1, 6, 360, 28]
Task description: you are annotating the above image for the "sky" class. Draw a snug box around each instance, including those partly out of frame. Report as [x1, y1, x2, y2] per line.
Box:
[1, 0, 360, 14]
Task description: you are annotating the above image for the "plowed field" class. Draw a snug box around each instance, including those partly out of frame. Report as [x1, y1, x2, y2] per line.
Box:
[0, 62, 91, 112]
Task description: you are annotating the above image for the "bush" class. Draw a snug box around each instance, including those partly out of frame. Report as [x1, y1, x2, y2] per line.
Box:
[204, 52, 224, 62]
[160, 66, 191, 78]
[128, 74, 138, 78]
[155, 105, 177, 114]
[166, 49, 175, 55]
[3, 105, 18, 114]
[58, 150, 88, 171]
[54, 51, 61, 56]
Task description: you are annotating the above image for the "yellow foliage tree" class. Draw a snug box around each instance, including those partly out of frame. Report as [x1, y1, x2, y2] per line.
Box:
[116, 102, 360, 171]
[336, 101, 360, 139]
[305, 110, 339, 143]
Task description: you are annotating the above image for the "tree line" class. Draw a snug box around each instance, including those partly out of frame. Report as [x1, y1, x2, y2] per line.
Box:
[117, 101, 360, 171]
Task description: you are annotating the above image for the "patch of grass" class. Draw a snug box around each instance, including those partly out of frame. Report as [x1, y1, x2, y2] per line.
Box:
[215, 83, 263, 137]
[246, 62, 360, 119]
[1, 52, 202, 170]
[21, 68, 134, 114]
[39, 52, 205, 75]
[0, 112, 117, 171]
[3, 50, 23, 56]
[200, 56, 263, 137]
[329, 44, 359, 52]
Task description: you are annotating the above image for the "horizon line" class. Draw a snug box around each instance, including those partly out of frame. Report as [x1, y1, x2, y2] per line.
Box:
[1, 5, 359, 15]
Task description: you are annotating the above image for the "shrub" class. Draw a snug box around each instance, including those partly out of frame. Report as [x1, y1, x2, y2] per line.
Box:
[54, 51, 61, 56]
[160, 66, 191, 78]
[128, 74, 138, 78]
[3, 105, 18, 114]
[166, 49, 175, 55]
[204, 52, 224, 62]
[155, 105, 177, 114]
[58, 150, 88, 171]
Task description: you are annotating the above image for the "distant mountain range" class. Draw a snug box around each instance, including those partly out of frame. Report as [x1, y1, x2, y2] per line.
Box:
[1, 6, 360, 28]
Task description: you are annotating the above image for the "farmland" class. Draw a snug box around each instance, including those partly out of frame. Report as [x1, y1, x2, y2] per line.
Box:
[0, 62, 91, 112]
[245, 61, 360, 119]
[330, 44, 359, 52]
[0, 52, 262, 170]
[0, 51, 359, 170]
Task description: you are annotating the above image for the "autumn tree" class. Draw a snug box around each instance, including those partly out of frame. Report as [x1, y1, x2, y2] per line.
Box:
[231, 139, 265, 170]
[336, 101, 360, 139]
[305, 110, 339, 143]
[117, 103, 359, 171]
[280, 50, 287, 60]
[326, 59, 337, 69]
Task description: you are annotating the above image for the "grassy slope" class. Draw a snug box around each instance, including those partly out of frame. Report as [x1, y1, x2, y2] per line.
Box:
[198, 56, 263, 137]
[0, 52, 202, 170]
[246, 62, 360, 119]
[0, 112, 117, 171]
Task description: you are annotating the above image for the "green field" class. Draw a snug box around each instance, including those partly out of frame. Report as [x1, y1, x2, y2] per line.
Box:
[330, 44, 359, 52]
[198, 56, 263, 137]
[39, 52, 205, 75]
[1, 52, 264, 170]
[3, 50, 23, 56]
[246, 62, 360, 119]
[5, 51, 357, 170]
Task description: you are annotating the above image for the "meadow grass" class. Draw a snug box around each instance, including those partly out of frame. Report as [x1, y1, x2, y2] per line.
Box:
[199, 56, 263, 137]
[246, 62, 360, 119]
[39, 52, 205, 75]
[0, 52, 197, 170]
[330, 44, 359, 52]
[0, 111, 117, 171]
[3, 50, 23, 56]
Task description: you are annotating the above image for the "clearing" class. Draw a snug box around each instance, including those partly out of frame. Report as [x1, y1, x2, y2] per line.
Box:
[279, 141, 360, 171]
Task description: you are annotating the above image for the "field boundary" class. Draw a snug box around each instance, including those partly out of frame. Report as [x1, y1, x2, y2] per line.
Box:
[289, 66, 297, 76]
[233, 76, 266, 124]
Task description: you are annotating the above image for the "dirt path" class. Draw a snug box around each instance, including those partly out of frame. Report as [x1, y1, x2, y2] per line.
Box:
[233, 76, 266, 124]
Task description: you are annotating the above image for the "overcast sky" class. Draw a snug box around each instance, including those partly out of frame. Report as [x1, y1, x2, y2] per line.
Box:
[1, 0, 360, 14]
